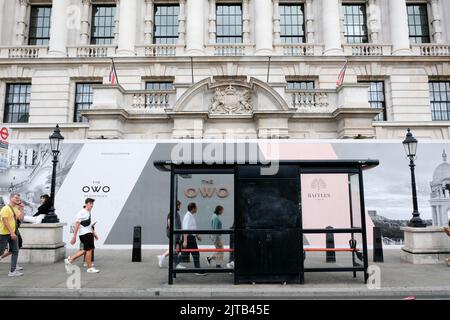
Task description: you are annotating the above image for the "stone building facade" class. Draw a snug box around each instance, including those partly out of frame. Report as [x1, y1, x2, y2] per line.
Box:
[0, 0, 449, 139]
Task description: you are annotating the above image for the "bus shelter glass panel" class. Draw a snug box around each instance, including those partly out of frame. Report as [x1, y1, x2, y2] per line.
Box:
[172, 173, 234, 270]
[301, 172, 365, 270]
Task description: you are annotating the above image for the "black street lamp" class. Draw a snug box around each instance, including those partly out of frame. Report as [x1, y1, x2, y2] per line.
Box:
[42, 124, 64, 223]
[402, 129, 426, 228]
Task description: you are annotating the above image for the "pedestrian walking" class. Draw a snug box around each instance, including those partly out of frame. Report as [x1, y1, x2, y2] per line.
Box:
[0, 199, 24, 268]
[64, 198, 100, 274]
[206, 205, 224, 268]
[182, 202, 206, 275]
[157, 200, 185, 269]
[0, 193, 23, 277]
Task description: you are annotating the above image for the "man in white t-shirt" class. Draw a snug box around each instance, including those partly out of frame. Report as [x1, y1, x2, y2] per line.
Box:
[182, 202, 205, 275]
[64, 198, 100, 273]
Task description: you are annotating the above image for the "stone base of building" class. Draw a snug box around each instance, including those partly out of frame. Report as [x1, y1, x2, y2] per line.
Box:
[401, 226, 450, 264]
[1, 223, 66, 264]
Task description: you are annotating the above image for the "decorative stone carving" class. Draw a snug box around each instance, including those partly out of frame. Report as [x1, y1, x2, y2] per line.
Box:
[209, 85, 252, 114]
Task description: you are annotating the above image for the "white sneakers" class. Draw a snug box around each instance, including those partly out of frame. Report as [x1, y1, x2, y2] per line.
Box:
[86, 267, 100, 273]
[8, 270, 23, 277]
[175, 264, 186, 269]
[226, 261, 234, 269]
[157, 255, 165, 268]
[64, 257, 72, 274]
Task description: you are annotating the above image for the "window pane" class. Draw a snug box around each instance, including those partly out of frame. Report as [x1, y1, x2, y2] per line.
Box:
[359, 81, 386, 121]
[91, 5, 116, 45]
[343, 4, 368, 44]
[4, 84, 31, 123]
[29, 6, 52, 45]
[407, 4, 430, 44]
[429, 81, 450, 121]
[216, 4, 242, 44]
[280, 5, 305, 44]
[74, 83, 100, 123]
[154, 5, 180, 44]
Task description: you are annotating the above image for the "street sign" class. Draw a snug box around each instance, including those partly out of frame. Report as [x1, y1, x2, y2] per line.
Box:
[0, 126, 10, 171]
[0, 126, 10, 146]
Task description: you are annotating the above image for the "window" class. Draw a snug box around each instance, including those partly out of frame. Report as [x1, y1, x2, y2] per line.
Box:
[74, 83, 98, 123]
[29, 6, 52, 45]
[280, 4, 305, 44]
[154, 5, 180, 44]
[216, 4, 242, 44]
[4, 84, 31, 123]
[407, 4, 430, 44]
[429, 81, 450, 121]
[287, 81, 315, 90]
[343, 4, 368, 43]
[145, 82, 174, 90]
[91, 5, 116, 45]
[360, 81, 386, 121]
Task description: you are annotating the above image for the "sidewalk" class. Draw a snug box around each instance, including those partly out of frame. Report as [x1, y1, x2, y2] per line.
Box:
[0, 249, 449, 299]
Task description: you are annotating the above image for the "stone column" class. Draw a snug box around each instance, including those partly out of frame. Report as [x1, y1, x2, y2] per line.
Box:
[144, 0, 154, 44]
[305, 0, 315, 43]
[114, 0, 120, 45]
[208, 0, 216, 44]
[430, 0, 443, 44]
[16, 0, 29, 45]
[80, 0, 91, 45]
[273, 0, 281, 45]
[117, 0, 137, 56]
[242, 0, 250, 44]
[389, 0, 411, 55]
[186, 0, 204, 55]
[178, 0, 186, 46]
[254, 0, 273, 55]
[48, 0, 69, 56]
[322, 0, 342, 55]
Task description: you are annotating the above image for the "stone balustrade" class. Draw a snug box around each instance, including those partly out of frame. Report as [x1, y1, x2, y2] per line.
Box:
[287, 89, 336, 113]
[135, 44, 184, 57]
[343, 44, 392, 56]
[277, 44, 323, 56]
[67, 45, 117, 58]
[129, 90, 174, 111]
[0, 46, 48, 59]
[411, 44, 450, 56]
[207, 44, 254, 56]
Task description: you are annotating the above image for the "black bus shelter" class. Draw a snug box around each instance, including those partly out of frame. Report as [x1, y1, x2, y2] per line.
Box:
[154, 159, 379, 285]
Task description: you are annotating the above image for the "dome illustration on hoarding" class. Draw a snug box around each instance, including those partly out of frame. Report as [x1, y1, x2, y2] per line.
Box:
[430, 150, 450, 226]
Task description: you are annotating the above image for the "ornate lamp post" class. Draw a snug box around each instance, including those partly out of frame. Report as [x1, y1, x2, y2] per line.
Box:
[402, 129, 426, 228]
[42, 125, 64, 223]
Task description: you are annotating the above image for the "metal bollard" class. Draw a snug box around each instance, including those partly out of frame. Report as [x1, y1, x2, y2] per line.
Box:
[326, 226, 336, 263]
[373, 226, 384, 262]
[132, 226, 142, 262]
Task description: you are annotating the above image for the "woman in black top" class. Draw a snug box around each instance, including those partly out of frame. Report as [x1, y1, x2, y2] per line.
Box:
[33, 194, 50, 217]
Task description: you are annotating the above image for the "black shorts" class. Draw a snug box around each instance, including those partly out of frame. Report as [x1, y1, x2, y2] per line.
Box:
[79, 233, 95, 251]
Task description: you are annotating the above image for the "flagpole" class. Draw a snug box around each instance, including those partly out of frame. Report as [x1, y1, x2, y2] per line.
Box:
[111, 58, 120, 86]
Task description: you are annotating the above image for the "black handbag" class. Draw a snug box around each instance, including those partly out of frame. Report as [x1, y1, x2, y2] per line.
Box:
[80, 215, 91, 227]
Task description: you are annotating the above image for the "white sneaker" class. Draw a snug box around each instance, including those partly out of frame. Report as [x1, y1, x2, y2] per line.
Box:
[226, 261, 234, 269]
[15, 266, 23, 271]
[64, 257, 72, 274]
[175, 264, 186, 269]
[8, 270, 23, 277]
[86, 267, 100, 273]
[157, 255, 165, 268]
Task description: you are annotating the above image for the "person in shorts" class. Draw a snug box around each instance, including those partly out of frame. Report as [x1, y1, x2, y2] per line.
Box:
[64, 198, 100, 273]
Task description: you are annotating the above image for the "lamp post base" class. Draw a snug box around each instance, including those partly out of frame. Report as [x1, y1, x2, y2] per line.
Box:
[41, 214, 60, 224]
[408, 215, 427, 228]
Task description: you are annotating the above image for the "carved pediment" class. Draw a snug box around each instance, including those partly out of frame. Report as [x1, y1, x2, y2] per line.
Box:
[209, 85, 253, 115]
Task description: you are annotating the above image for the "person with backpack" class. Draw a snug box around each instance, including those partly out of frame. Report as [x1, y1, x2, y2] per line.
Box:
[64, 198, 100, 274]
[0, 193, 23, 277]
[157, 200, 185, 269]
